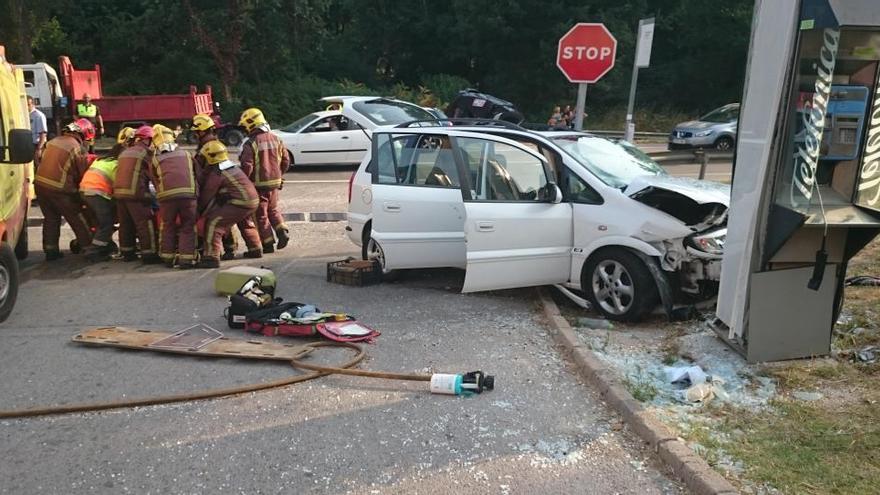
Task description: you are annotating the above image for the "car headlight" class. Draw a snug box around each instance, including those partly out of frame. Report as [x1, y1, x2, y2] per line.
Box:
[687, 229, 726, 255]
[694, 130, 714, 137]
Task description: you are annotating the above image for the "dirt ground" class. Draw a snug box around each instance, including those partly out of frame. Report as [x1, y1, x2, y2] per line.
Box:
[554, 238, 880, 495]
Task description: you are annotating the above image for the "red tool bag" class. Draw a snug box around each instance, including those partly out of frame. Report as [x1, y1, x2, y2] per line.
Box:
[244, 302, 380, 343]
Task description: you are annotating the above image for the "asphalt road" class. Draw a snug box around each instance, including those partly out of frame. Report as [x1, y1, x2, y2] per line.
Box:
[2, 164, 686, 492]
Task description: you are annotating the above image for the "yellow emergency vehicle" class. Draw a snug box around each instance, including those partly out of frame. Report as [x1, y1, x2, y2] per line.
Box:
[0, 45, 36, 322]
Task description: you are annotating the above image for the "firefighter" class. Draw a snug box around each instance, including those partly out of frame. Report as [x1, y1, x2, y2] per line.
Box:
[192, 113, 261, 260]
[196, 141, 261, 269]
[150, 124, 199, 269]
[80, 128, 136, 262]
[34, 120, 94, 261]
[115, 125, 160, 264]
[238, 107, 291, 253]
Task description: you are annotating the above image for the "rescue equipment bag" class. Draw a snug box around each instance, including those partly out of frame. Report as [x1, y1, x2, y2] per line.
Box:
[244, 302, 380, 343]
[225, 276, 277, 329]
[215, 266, 277, 296]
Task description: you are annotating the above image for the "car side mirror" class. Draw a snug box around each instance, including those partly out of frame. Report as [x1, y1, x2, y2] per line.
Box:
[1, 129, 35, 164]
[538, 183, 563, 204]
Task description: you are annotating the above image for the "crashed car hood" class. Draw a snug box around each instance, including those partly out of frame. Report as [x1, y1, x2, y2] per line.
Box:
[625, 175, 730, 227]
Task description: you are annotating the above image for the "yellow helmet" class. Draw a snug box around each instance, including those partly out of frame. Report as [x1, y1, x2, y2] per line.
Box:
[239, 107, 267, 133]
[116, 126, 135, 144]
[191, 113, 215, 132]
[152, 124, 177, 151]
[200, 140, 229, 165]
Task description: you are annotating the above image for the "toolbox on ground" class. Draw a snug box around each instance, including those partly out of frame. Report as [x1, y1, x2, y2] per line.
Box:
[215, 266, 277, 296]
[326, 259, 382, 286]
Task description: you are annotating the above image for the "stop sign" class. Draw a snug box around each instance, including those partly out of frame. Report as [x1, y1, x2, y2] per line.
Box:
[557, 23, 618, 83]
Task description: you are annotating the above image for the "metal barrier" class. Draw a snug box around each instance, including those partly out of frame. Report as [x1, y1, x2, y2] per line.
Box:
[647, 149, 734, 178]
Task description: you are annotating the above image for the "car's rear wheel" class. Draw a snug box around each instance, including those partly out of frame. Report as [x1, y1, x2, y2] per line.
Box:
[714, 136, 734, 151]
[362, 224, 398, 281]
[0, 243, 20, 323]
[582, 249, 658, 322]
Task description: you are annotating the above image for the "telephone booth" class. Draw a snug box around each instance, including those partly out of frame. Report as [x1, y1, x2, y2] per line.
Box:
[716, 0, 880, 362]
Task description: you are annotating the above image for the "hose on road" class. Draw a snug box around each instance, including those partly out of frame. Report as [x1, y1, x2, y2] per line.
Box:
[0, 341, 432, 420]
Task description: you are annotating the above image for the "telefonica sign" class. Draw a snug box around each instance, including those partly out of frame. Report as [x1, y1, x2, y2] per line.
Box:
[858, 69, 880, 207]
[791, 28, 840, 208]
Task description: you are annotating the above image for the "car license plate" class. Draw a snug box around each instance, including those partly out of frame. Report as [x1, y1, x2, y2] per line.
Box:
[672, 138, 686, 144]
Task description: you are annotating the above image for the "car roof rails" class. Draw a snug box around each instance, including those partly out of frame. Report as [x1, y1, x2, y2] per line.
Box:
[395, 118, 528, 131]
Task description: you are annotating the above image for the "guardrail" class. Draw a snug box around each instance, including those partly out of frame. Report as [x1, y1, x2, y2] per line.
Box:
[646, 149, 734, 178]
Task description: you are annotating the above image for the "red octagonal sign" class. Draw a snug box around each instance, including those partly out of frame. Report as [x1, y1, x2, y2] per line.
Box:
[557, 23, 618, 83]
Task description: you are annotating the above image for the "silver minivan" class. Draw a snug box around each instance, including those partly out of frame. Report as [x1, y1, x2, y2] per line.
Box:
[668, 103, 739, 151]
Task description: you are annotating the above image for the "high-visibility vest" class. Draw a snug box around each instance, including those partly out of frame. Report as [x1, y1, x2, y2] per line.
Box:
[80, 157, 118, 198]
[77, 103, 97, 118]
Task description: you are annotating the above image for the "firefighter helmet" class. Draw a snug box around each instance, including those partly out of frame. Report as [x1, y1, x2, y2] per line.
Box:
[134, 125, 154, 141]
[75, 118, 95, 141]
[200, 140, 229, 165]
[151, 124, 177, 151]
[191, 113, 216, 132]
[239, 107, 267, 133]
[116, 126, 135, 144]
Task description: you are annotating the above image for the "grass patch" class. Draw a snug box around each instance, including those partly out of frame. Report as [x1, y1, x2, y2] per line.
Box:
[623, 366, 658, 402]
[719, 400, 880, 494]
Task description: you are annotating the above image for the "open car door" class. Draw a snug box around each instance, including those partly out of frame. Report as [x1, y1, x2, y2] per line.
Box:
[454, 133, 573, 292]
[369, 131, 467, 270]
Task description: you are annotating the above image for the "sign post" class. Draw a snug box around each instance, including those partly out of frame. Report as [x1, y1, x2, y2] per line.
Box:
[556, 23, 618, 131]
[624, 17, 655, 142]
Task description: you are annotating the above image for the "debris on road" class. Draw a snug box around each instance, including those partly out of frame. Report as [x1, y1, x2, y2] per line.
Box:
[576, 316, 614, 330]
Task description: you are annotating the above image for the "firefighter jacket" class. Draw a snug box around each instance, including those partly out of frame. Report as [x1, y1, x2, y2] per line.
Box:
[114, 142, 154, 200]
[199, 162, 259, 212]
[80, 157, 118, 199]
[238, 129, 290, 190]
[150, 149, 197, 201]
[35, 134, 88, 193]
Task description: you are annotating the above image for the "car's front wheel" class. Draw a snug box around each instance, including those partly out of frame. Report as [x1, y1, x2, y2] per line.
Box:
[714, 136, 734, 151]
[0, 243, 20, 323]
[582, 249, 658, 322]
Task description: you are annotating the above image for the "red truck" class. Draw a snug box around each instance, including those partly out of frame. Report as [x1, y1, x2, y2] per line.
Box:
[21, 56, 244, 145]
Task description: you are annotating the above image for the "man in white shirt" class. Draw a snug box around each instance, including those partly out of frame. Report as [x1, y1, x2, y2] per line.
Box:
[28, 96, 48, 167]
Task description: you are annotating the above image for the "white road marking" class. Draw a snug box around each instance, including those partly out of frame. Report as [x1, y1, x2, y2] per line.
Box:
[283, 179, 350, 184]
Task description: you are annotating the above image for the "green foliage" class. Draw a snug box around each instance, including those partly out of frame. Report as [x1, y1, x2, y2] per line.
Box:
[8, 0, 756, 126]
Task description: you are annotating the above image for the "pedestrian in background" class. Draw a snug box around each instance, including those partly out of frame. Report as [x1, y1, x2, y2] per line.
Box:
[548, 105, 562, 125]
[28, 96, 47, 169]
[34, 120, 94, 261]
[75, 93, 104, 152]
[562, 105, 574, 128]
[115, 125, 160, 264]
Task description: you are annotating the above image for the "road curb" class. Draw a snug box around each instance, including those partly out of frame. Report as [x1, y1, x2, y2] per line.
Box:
[537, 288, 739, 495]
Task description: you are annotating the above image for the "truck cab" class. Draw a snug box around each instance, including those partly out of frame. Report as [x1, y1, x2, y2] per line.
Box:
[18, 62, 63, 134]
[0, 46, 37, 322]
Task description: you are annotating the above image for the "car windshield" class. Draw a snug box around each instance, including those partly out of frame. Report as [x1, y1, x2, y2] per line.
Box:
[699, 105, 739, 123]
[550, 135, 667, 189]
[280, 114, 318, 133]
[352, 99, 433, 125]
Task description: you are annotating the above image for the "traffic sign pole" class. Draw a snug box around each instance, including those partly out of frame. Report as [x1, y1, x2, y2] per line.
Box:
[574, 83, 587, 131]
[624, 17, 655, 142]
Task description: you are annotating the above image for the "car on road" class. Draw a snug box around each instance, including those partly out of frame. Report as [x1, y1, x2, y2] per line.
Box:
[668, 103, 739, 151]
[273, 96, 435, 166]
[347, 121, 729, 321]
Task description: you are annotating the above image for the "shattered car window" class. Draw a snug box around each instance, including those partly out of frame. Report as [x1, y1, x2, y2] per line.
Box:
[551, 135, 667, 189]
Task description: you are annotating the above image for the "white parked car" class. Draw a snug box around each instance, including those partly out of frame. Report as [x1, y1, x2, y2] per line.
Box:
[346, 123, 729, 321]
[273, 96, 435, 166]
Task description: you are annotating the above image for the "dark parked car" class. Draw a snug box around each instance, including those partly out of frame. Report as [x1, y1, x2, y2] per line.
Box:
[445, 89, 524, 124]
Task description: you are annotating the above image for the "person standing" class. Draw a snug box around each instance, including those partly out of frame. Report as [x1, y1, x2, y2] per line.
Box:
[238, 107, 291, 253]
[28, 96, 47, 169]
[115, 125, 160, 264]
[34, 120, 94, 261]
[196, 141, 260, 269]
[75, 93, 104, 152]
[190, 113, 262, 260]
[150, 125, 199, 269]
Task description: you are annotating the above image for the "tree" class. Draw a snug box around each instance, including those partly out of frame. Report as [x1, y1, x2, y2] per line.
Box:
[182, 0, 253, 102]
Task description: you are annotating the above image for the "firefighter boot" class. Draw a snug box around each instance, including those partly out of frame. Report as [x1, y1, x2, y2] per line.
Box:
[276, 228, 290, 250]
